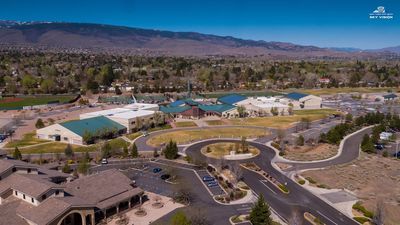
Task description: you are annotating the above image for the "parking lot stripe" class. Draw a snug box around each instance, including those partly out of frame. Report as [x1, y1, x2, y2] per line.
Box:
[259, 180, 277, 195]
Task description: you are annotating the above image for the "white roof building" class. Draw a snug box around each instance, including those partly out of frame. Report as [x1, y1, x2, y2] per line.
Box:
[80, 108, 156, 133]
[235, 96, 290, 116]
[123, 103, 159, 111]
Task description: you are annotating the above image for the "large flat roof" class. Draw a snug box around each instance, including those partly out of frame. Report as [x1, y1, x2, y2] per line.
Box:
[80, 108, 131, 118]
[108, 110, 155, 119]
[60, 116, 126, 136]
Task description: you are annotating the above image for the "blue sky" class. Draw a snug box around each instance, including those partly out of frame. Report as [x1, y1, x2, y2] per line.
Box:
[1, 0, 399, 49]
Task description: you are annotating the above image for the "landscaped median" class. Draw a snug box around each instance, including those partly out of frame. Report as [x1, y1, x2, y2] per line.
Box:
[304, 212, 325, 225]
[241, 162, 289, 194]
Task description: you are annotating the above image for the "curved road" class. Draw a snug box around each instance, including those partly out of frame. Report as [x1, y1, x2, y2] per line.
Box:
[183, 126, 372, 225]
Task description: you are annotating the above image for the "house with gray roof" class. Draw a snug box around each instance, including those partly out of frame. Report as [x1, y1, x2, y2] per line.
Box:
[0, 159, 143, 225]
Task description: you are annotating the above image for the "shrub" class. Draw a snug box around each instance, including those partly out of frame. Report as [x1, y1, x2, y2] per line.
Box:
[298, 180, 305, 185]
[382, 151, 388, 157]
[353, 217, 370, 224]
[278, 184, 289, 193]
[353, 202, 374, 219]
[305, 177, 317, 184]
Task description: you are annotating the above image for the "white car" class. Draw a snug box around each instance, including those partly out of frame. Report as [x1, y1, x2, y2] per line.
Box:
[101, 158, 108, 165]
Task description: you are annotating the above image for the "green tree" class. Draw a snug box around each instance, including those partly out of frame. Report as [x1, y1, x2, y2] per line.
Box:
[101, 142, 112, 159]
[170, 211, 191, 225]
[296, 135, 305, 146]
[64, 144, 74, 159]
[35, 118, 45, 129]
[77, 158, 90, 175]
[345, 113, 353, 123]
[13, 147, 22, 160]
[62, 163, 71, 173]
[164, 140, 178, 159]
[237, 105, 246, 118]
[249, 194, 272, 225]
[131, 143, 139, 158]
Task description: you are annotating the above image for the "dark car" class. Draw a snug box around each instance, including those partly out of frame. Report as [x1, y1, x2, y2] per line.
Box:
[394, 152, 400, 158]
[207, 181, 219, 187]
[153, 168, 162, 173]
[160, 174, 171, 180]
[375, 143, 385, 150]
[202, 176, 214, 182]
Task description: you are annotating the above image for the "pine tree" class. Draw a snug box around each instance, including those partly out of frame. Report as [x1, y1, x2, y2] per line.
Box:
[13, 147, 22, 160]
[164, 140, 178, 159]
[35, 118, 45, 129]
[249, 194, 272, 225]
[131, 143, 139, 158]
[64, 144, 74, 159]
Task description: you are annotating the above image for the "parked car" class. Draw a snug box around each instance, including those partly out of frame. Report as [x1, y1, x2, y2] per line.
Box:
[394, 152, 400, 158]
[202, 176, 215, 182]
[160, 174, 171, 180]
[101, 158, 108, 165]
[207, 181, 219, 187]
[153, 168, 162, 173]
[375, 143, 385, 150]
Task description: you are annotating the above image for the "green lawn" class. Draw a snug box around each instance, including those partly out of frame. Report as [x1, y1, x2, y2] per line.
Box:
[201, 142, 259, 159]
[126, 132, 142, 140]
[5, 132, 50, 148]
[0, 95, 78, 109]
[229, 109, 338, 128]
[147, 127, 268, 147]
[175, 121, 198, 127]
[9, 137, 129, 154]
[205, 120, 225, 126]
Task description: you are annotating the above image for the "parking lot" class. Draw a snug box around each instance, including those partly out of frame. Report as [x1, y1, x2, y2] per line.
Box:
[195, 169, 226, 196]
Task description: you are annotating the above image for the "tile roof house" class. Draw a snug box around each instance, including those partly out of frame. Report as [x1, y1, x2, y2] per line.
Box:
[0, 159, 143, 225]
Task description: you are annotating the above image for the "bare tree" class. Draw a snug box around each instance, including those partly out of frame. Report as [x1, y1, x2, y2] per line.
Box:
[373, 200, 385, 225]
[277, 129, 286, 153]
[230, 162, 243, 186]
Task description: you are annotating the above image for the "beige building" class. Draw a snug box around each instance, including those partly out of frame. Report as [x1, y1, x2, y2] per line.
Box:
[0, 159, 144, 225]
[285, 92, 322, 109]
[36, 116, 126, 145]
[80, 108, 156, 133]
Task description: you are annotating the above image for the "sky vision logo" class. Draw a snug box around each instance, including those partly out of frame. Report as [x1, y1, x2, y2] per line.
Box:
[369, 6, 394, 19]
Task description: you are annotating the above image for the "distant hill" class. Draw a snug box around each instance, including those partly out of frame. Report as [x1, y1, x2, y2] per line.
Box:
[0, 21, 397, 58]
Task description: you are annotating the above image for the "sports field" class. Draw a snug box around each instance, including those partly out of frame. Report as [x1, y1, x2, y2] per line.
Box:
[0, 95, 78, 109]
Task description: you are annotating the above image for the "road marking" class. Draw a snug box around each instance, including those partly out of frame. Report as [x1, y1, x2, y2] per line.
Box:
[236, 207, 252, 211]
[259, 180, 277, 195]
[317, 210, 338, 225]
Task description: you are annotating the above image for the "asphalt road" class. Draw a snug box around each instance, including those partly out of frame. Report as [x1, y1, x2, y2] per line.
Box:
[183, 130, 371, 225]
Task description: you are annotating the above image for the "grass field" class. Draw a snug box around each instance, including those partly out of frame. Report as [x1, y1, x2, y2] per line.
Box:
[205, 120, 226, 126]
[7, 137, 129, 154]
[284, 87, 398, 96]
[5, 133, 50, 148]
[147, 127, 269, 147]
[0, 95, 77, 108]
[201, 142, 259, 159]
[229, 109, 338, 128]
[175, 121, 198, 127]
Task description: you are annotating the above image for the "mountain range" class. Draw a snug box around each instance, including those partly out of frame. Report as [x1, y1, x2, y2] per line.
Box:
[0, 20, 398, 57]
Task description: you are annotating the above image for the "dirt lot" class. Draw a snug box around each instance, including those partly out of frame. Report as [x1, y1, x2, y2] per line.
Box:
[283, 143, 337, 161]
[302, 153, 400, 225]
